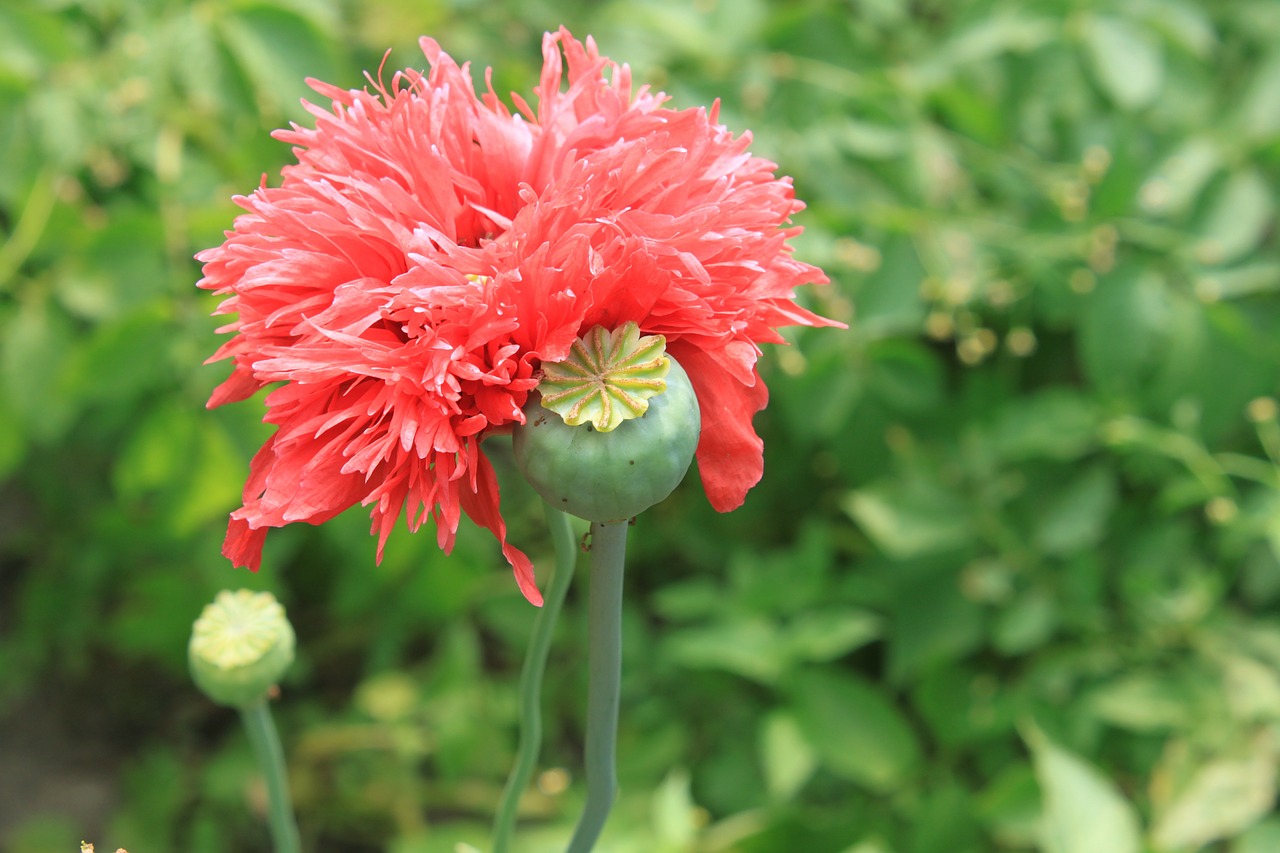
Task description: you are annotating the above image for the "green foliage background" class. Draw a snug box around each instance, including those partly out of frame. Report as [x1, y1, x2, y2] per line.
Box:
[2, 0, 1279, 851]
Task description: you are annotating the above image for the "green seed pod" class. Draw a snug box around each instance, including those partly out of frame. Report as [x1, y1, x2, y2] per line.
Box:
[189, 589, 295, 709]
[514, 324, 701, 522]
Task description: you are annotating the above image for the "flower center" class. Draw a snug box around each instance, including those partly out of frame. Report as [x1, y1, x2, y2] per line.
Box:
[190, 589, 290, 670]
[537, 323, 670, 432]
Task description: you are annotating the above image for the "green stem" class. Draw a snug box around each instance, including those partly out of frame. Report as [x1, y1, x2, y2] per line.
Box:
[566, 520, 628, 853]
[492, 502, 579, 853]
[240, 699, 301, 853]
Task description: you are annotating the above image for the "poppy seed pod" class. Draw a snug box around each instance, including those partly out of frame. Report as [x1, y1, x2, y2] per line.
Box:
[514, 325, 701, 522]
[189, 589, 295, 709]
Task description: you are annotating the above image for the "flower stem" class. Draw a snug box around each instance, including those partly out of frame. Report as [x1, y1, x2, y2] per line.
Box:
[239, 699, 301, 853]
[566, 520, 628, 853]
[492, 502, 579, 853]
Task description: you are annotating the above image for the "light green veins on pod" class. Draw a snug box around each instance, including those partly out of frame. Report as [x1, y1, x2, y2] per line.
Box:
[514, 322, 701, 522]
[189, 589, 296, 709]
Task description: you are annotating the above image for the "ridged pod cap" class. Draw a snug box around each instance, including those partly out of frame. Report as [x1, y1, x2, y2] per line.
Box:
[514, 324, 701, 522]
[189, 589, 295, 709]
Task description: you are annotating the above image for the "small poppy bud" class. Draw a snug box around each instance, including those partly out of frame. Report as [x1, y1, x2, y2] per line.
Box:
[514, 324, 701, 522]
[189, 589, 295, 709]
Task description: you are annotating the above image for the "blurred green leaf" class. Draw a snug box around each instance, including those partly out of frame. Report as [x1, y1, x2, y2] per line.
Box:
[987, 390, 1100, 462]
[977, 763, 1041, 849]
[1141, 136, 1221, 218]
[992, 587, 1057, 656]
[1, 299, 76, 442]
[1233, 48, 1280, 141]
[662, 617, 787, 684]
[844, 481, 976, 559]
[787, 668, 921, 792]
[1195, 168, 1275, 266]
[651, 767, 698, 846]
[1025, 726, 1142, 853]
[1080, 268, 1175, 395]
[1033, 464, 1117, 556]
[1086, 673, 1194, 731]
[1236, 818, 1280, 853]
[888, 565, 983, 682]
[866, 339, 945, 413]
[1151, 733, 1278, 852]
[759, 711, 817, 800]
[785, 606, 881, 662]
[1196, 263, 1280, 301]
[1083, 15, 1164, 110]
[216, 3, 343, 120]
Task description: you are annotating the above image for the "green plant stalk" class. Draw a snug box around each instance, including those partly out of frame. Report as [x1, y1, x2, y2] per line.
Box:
[566, 519, 628, 853]
[491, 502, 579, 853]
[240, 698, 301, 853]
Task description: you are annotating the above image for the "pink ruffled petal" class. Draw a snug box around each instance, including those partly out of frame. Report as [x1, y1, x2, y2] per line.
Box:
[669, 342, 768, 512]
[460, 450, 543, 606]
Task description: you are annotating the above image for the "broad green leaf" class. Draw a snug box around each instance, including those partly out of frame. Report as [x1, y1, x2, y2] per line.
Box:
[1079, 268, 1174, 394]
[1033, 465, 1117, 556]
[1236, 818, 1280, 853]
[158, 9, 244, 120]
[113, 402, 196, 499]
[992, 587, 1057, 655]
[852, 235, 927, 338]
[651, 578, 729, 622]
[171, 417, 255, 535]
[1195, 264, 1280, 301]
[59, 307, 172, 406]
[1152, 735, 1278, 851]
[651, 768, 697, 846]
[844, 481, 976, 559]
[866, 339, 945, 414]
[1083, 16, 1163, 110]
[1140, 0, 1216, 58]
[836, 118, 909, 160]
[788, 668, 921, 792]
[1140, 137, 1221, 217]
[887, 567, 983, 682]
[785, 607, 881, 662]
[1026, 726, 1142, 853]
[661, 617, 787, 684]
[216, 4, 342, 121]
[759, 711, 817, 800]
[987, 390, 1099, 462]
[838, 842, 896, 853]
[1195, 168, 1275, 265]
[1219, 653, 1280, 722]
[977, 763, 1042, 849]
[1234, 48, 1280, 141]
[1, 299, 76, 442]
[1086, 674, 1193, 731]
[905, 12, 1056, 91]
[913, 665, 1015, 747]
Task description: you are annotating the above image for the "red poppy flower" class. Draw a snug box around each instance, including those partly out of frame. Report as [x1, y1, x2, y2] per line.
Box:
[198, 27, 839, 605]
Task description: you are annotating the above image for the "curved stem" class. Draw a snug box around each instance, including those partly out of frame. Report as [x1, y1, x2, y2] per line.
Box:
[566, 520, 628, 853]
[239, 699, 301, 853]
[492, 502, 579, 853]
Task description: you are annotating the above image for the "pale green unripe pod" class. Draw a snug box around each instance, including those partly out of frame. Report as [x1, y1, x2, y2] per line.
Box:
[189, 589, 295, 709]
[514, 356, 701, 522]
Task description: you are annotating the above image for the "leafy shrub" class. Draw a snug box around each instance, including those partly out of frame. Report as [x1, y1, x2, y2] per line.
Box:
[1, 1, 1277, 851]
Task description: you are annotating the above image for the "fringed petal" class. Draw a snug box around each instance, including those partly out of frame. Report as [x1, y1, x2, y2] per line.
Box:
[460, 450, 543, 606]
[669, 342, 768, 512]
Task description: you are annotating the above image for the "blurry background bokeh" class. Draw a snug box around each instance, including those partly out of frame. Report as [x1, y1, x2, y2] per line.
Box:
[2, 0, 1279, 851]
